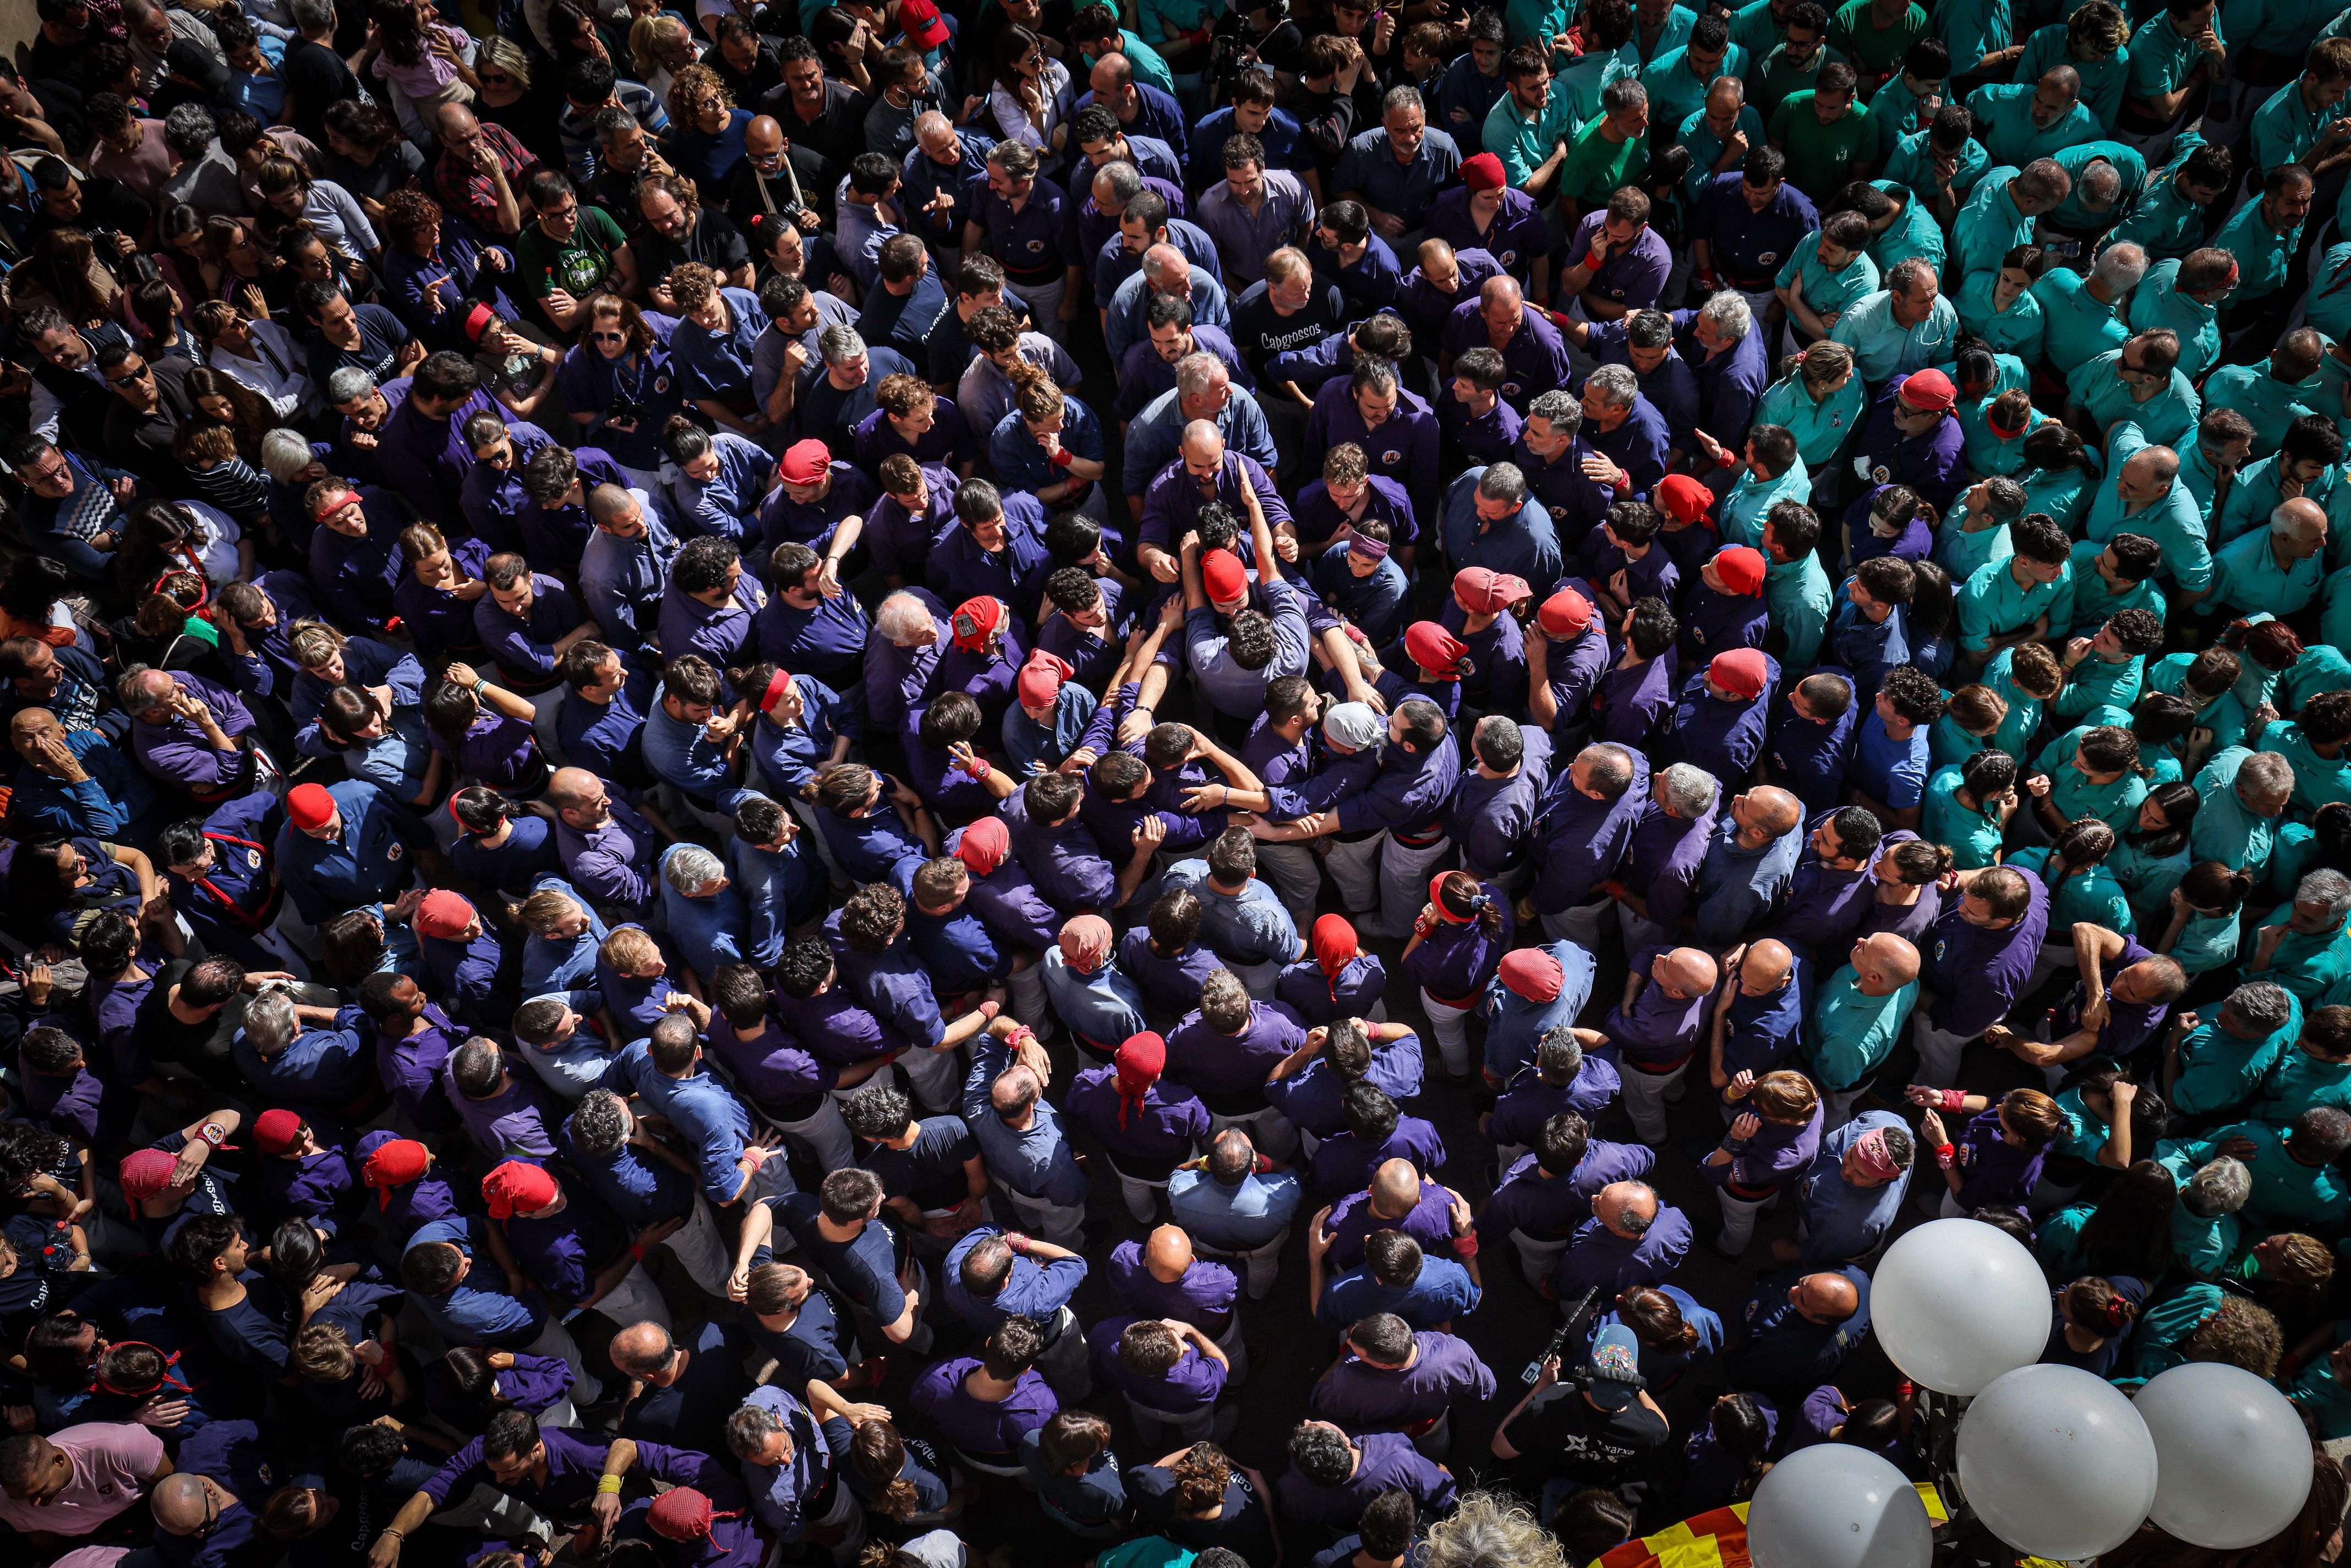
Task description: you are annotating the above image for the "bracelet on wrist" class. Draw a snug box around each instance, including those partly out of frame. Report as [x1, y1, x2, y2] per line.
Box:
[597, 1475, 624, 1495]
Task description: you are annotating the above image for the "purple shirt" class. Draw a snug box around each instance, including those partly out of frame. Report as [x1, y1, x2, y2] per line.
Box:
[1552, 1204, 1696, 1300]
[1164, 1000, 1308, 1101]
[1306, 1331, 1497, 1432]
[1703, 1101, 1825, 1191]
[1265, 1030, 1426, 1140]
[1439, 299, 1571, 408]
[1954, 1105, 2047, 1209]
[1321, 1181, 1458, 1270]
[1311, 1117, 1448, 1202]
[1105, 1242, 1240, 1334]
[1489, 1059, 1625, 1144]
[1567, 210, 1675, 310]
[1424, 187, 1545, 277]
[1065, 1063, 1212, 1162]
[473, 574, 583, 691]
[1620, 801, 1719, 932]
[1607, 945, 1713, 1066]
[1921, 868, 2049, 1036]
[1000, 787, 1116, 914]
[374, 1003, 466, 1133]
[1274, 952, 1390, 1026]
[130, 673, 257, 793]
[863, 588, 948, 731]
[1475, 1142, 1656, 1244]
[908, 1358, 1057, 1457]
[1090, 1316, 1226, 1414]
[556, 796, 660, 919]
[1276, 1432, 1457, 1526]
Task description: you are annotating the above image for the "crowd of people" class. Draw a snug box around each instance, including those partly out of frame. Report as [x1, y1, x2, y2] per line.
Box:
[12, 0, 2351, 1561]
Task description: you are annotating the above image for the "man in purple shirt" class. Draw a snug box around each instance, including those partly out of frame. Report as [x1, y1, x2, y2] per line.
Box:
[1528, 742, 1649, 944]
[360, 971, 466, 1135]
[1550, 1181, 1695, 1302]
[1913, 864, 2049, 1086]
[119, 668, 262, 802]
[1317, 1159, 1470, 1270]
[475, 556, 596, 700]
[865, 589, 950, 733]
[908, 1316, 1060, 1467]
[1106, 1227, 1245, 1374]
[1439, 277, 1571, 411]
[1476, 1111, 1656, 1287]
[1446, 717, 1553, 883]
[1674, 293, 1773, 451]
[1611, 762, 1721, 949]
[1001, 773, 1125, 914]
[1089, 1315, 1229, 1443]
[1306, 1314, 1496, 1453]
[549, 768, 660, 922]
[942, 1227, 1094, 1399]
[1606, 946, 1722, 1146]
[1765, 670, 1863, 816]
[377, 353, 504, 518]
[1486, 1027, 1623, 1160]
[757, 542, 873, 694]
[1303, 360, 1442, 522]
[1561, 194, 1674, 320]
[1165, 970, 1310, 1153]
[1277, 1421, 1457, 1532]
[1850, 369, 1968, 515]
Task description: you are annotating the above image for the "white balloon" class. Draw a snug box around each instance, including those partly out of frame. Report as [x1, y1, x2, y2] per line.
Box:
[1747, 1444, 1934, 1568]
[2135, 1362, 2315, 1548]
[1957, 1363, 2160, 1561]
[1869, 1217, 2052, 1394]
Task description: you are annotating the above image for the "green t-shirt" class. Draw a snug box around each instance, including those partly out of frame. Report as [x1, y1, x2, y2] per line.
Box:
[1558, 114, 1650, 207]
[1768, 92, 1882, 200]
[516, 204, 627, 302]
[1828, 0, 1928, 75]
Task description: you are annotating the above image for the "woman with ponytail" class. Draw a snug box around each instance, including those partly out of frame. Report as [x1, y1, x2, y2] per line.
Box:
[1682, 1391, 1776, 1511]
[2009, 817, 2134, 989]
[446, 782, 560, 898]
[1589, 1283, 1721, 1393]
[2220, 616, 2308, 717]
[847, 1416, 967, 1533]
[422, 662, 548, 798]
[1701, 1069, 1823, 1256]
[2155, 860, 2255, 993]
[1865, 838, 1955, 946]
[1400, 870, 1512, 1079]
[2046, 1276, 2147, 1378]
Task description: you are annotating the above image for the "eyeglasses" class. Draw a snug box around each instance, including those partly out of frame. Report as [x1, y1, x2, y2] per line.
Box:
[589, 330, 626, 343]
[105, 365, 150, 386]
[478, 70, 511, 86]
[542, 203, 579, 221]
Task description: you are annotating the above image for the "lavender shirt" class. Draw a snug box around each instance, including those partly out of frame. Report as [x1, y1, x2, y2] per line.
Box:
[908, 1359, 1058, 1457]
[1164, 1001, 1308, 1100]
[1105, 1242, 1240, 1334]
[1605, 946, 1713, 1067]
[1321, 1182, 1458, 1270]
[1306, 1331, 1497, 1432]
[1090, 1317, 1227, 1414]
[1921, 868, 2050, 1036]
[1065, 1064, 1213, 1162]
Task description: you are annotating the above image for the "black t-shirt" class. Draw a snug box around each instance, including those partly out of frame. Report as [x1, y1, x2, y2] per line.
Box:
[29, 178, 151, 248]
[861, 1116, 978, 1212]
[135, 961, 232, 1070]
[618, 1320, 748, 1458]
[1128, 1467, 1280, 1565]
[709, 41, 785, 106]
[1231, 279, 1348, 371]
[635, 209, 754, 289]
[283, 39, 359, 141]
[1522, 1387, 1673, 1485]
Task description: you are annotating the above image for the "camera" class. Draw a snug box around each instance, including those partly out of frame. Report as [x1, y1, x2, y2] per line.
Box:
[607, 394, 643, 423]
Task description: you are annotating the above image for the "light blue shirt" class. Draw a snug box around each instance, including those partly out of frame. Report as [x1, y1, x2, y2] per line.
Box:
[1168, 1167, 1304, 1249]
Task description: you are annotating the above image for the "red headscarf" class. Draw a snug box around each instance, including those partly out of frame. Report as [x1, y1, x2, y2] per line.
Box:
[1113, 1032, 1166, 1128]
[955, 817, 1011, 877]
[482, 1160, 559, 1220]
[363, 1138, 431, 1206]
[648, 1487, 725, 1541]
[120, 1149, 181, 1203]
[1312, 914, 1359, 1008]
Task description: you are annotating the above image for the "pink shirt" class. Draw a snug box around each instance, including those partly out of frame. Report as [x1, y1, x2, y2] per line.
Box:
[0, 1423, 164, 1535]
[84, 121, 174, 205]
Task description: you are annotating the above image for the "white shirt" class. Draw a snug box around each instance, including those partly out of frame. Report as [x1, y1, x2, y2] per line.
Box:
[208, 318, 314, 418]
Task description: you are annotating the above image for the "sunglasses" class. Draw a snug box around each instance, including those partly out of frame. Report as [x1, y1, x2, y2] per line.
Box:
[106, 365, 150, 386]
[589, 330, 626, 343]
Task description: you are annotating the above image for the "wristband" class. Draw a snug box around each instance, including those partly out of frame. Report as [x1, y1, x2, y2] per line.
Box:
[977, 999, 1000, 1020]
[1712, 446, 1737, 470]
[1936, 1089, 1966, 1112]
[963, 752, 992, 780]
[1934, 1142, 1958, 1170]
[628, 1243, 647, 1261]
[739, 1146, 767, 1171]
[383, 1530, 406, 1540]
[1452, 1232, 1478, 1257]
[597, 1475, 624, 1495]
[199, 1122, 227, 1146]
[1720, 1134, 1753, 1155]
[1048, 447, 1073, 467]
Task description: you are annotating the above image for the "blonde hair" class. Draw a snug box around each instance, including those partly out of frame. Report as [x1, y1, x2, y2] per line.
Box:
[520, 889, 583, 935]
[600, 926, 661, 975]
[631, 13, 692, 80]
[288, 620, 346, 671]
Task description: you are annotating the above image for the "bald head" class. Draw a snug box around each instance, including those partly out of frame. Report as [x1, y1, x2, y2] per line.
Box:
[1797, 1271, 1862, 1322]
[1656, 947, 1720, 998]
[1746, 785, 1802, 835]
[436, 103, 481, 141]
[1370, 1157, 1423, 1216]
[152, 1474, 216, 1534]
[608, 1321, 676, 1380]
[1597, 1181, 1659, 1238]
[1740, 939, 1795, 994]
[1852, 933, 1922, 993]
[2277, 328, 2325, 381]
[1144, 1224, 1195, 1280]
[1180, 419, 1224, 466]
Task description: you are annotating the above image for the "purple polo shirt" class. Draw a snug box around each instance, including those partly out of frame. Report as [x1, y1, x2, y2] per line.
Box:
[863, 587, 948, 731]
[1424, 187, 1546, 278]
[865, 468, 959, 584]
[1164, 1000, 1308, 1100]
[1274, 952, 1390, 1026]
[1620, 802, 1720, 931]
[908, 1358, 1057, 1457]
[1106, 1242, 1240, 1334]
[999, 788, 1116, 913]
[1276, 1432, 1456, 1526]
[1392, 246, 1502, 346]
[1593, 649, 1681, 752]
[1606, 946, 1713, 1068]
[1474, 1141, 1656, 1244]
[1551, 1204, 1696, 1299]
[1065, 1064, 1212, 1162]
[130, 673, 260, 794]
[1488, 1060, 1625, 1145]
[556, 797, 659, 918]
[1136, 451, 1292, 553]
[770, 986, 891, 1067]
[1402, 904, 1512, 1004]
[756, 591, 869, 692]
[1567, 209, 1673, 310]
[374, 1002, 466, 1132]
[1954, 1105, 2046, 1209]
[1921, 868, 2049, 1036]
[705, 1014, 834, 1111]
[1438, 299, 1572, 407]
[1306, 1331, 1497, 1432]
[1090, 1316, 1226, 1414]
[952, 853, 1062, 955]
[1703, 1100, 1825, 1192]
[1305, 378, 1441, 515]
[1321, 1181, 1457, 1270]
[1311, 1117, 1448, 1201]
[757, 461, 878, 554]
[1265, 1030, 1425, 1140]
[1766, 690, 1861, 817]
[473, 574, 583, 691]
[2052, 935, 2172, 1056]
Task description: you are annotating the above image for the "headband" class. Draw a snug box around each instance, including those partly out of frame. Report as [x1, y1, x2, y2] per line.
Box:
[1349, 533, 1391, 562]
[310, 487, 358, 522]
[760, 668, 794, 714]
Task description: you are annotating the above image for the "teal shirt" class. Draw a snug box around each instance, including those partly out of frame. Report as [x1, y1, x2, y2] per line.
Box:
[2212, 195, 2309, 307]
[2126, 11, 2223, 101]
[2112, 838, 2194, 930]
[2250, 73, 2333, 172]
[2046, 538, 2166, 639]
[1937, 0, 2013, 73]
[2014, 27, 2131, 127]
[2082, 423, 2215, 592]
[2053, 651, 2147, 724]
[2210, 528, 2326, 619]
[1481, 85, 1581, 187]
[2009, 846, 2136, 935]
[2223, 0, 2340, 53]
[1867, 179, 1946, 274]
[2170, 1012, 2297, 1118]
[2257, 1048, 2351, 1126]
[1922, 765, 2009, 867]
[2288, 1326, 2351, 1439]
[1756, 369, 1865, 471]
[1883, 127, 1989, 204]
[2019, 458, 2099, 535]
[1774, 230, 1883, 329]
[2052, 143, 2149, 237]
[1958, 554, 2069, 652]
[1729, 0, 1791, 59]
[1958, 391, 2047, 475]
[2321, 247, 2351, 342]
[1638, 41, 1751, 130]
[1967, 81, 2104, 164]
[1870, 71, 1944, 138]
[1766, 549, 1835, 668]
[2219, 454, 2339, 549]
[2125, 1280, 2228, 1383]
[2111, 134, 2216, 261]
[1937, 502, 2015, 583]
[1984, 646, 2052, 759]
[2036, 724, 2153, 835]
[1719, 455, 1814, 549]
[2031, 266, 2132, 376]
[2129, 258, 2222, 379]
[2066, 350, 2202, 449]
[2163, 1119, 2350, 1233]
[2284, 642, 2351, 711]
[1955, 270, 2046, 365]
[2171, 905, 2245, 975]
[2169, 1201, 2239, 1282]
[1802, 964, 1919, 1090]
[1678, 103, 1769, 202]
[2146, 652, 2251, 754]
[1085, 32, 1179, 94]
[2191, 747, 2282, 878]
[2198, 362, 2324, 451]
[1953, 169, 2035, 281]
[1829, 287, 1959, 381]
[2252, 899, 2351, 1003]
[2261, 719, 2351, 815]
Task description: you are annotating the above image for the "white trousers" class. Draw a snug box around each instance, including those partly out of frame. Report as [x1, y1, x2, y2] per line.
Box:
[900, 1042, 961, 1111]
[774, 1093, 856, 1173]
[1255, 842, 1322, 932]
[665, 1194, 735, 1298]
[1620, 1059, 1686, 1146]
[1911, 1013, 1975, 1090]
[1422, 991, 1476, 1077]
[1510, 1229, 1571, 1290]
[1232, 956, 1283, 999]
[998, 1179, 1085, 1247]
[1714, 1184, 1774, 1255]
[1207, 1102, 1298, 1159]
[1323, 833, 1385, 917]
[1198, 1226, 1289, 1299]
[524, 1314, 603, 1407]
[1541, 898, 1610, 949]
[1004, 275, 1067, 341]
[1380, 833, 1452, 939]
